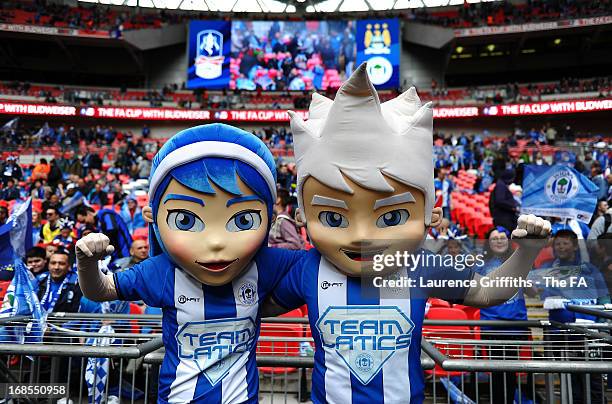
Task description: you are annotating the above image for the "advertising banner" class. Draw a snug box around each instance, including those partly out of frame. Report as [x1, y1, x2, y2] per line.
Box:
[356, 19, 400, 89]
[187, 20, 231, 89]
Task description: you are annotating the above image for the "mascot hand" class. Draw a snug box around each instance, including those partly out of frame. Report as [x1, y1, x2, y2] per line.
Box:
[511, 214, 551, 250]
[76, 233, 115, 263]
[430, 207, 443, 228]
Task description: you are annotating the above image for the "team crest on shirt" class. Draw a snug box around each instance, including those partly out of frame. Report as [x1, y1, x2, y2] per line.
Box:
[238, 282, 257, 305]
[316, 306, 414, 385]
[176, 317, 257, 385]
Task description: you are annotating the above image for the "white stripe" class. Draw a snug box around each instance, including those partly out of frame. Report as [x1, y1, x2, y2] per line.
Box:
[148, 141, 277, 200]
[317, 258, 352, 404]
[168, 269, 205, 404]
[380, 267, 412, 404]
[221, 262, 259, 404]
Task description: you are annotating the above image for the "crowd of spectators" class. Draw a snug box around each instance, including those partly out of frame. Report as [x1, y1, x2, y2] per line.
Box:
[3, 0, 611, 34]
[466, 76, 612, 105]
[0, 0, 182, 35]
[3, 75, 610, 112]
[0, 116, 610, 400]
[428, 129, 611, 268]
[412, 0, 612, 28]
[230, 21, 355, 91]
[426, 127, 611, 402]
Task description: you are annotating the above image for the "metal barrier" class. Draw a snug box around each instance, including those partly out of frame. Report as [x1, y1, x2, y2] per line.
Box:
[0, 313, 609, 403]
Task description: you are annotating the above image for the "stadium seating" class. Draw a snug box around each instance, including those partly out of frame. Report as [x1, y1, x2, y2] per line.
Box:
[450, 171, 496, 238]
[424, 308, 476, 377]
[428, 298, 452, 308]
[452, 304, 480, 321]
[1, 74, 609, 110]
[257, 322, 303, 374]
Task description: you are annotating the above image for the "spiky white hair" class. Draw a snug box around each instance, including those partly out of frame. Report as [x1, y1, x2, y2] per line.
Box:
[288, 62, 435, 225]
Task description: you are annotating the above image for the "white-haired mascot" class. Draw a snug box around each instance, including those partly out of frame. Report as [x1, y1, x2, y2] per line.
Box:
[268, 63, 551, 404]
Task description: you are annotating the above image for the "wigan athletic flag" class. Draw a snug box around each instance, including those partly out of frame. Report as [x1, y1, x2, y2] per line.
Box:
[521, 164, 598, 223]
[0, 198, 43, 343]
[0, 198, 33, 278]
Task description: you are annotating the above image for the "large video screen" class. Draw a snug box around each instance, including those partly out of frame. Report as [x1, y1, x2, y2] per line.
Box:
[187, 19, 399, 91]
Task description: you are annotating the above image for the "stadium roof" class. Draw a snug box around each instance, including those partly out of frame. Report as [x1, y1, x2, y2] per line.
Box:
[78, 0, 500, 13]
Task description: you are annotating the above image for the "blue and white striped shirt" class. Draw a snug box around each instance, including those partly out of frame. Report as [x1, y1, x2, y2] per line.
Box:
[273, 249, 473, 404]
[115, 247, 305, 403]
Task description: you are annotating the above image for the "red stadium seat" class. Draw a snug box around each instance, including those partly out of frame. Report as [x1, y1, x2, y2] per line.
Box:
[534, 246, 554, 268]
[136, 195, 149, 207]
[428, 298, 451, 308]
[426, 307, 468, 321]
[129, 302, 144, 334]
[0, 281, 11, 301]
[132, 227, 149, 240]
[452, 304, 480, 321]
[257, 324, 303, 374]
[279, 308, 303, 318]
[32, 199, 42, 213]
[424, 308, 475, 377]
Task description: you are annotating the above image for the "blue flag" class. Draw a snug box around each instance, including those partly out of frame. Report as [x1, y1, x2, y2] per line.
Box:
[6, 258, 44, 343]
[554, 150, 577, 167]
[0, 198, 33, 274]
[1, 117, 18, 132]
[521, 165, 598, 223]
[0, 199, 43, 343]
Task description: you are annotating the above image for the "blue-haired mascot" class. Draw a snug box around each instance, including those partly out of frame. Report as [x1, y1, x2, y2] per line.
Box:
[76, 123, 306, 403]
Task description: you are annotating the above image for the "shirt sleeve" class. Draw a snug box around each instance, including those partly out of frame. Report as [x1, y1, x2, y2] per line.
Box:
[113, 256, 168, 307]
[416, 252, 475, 303]
[271, 252, 311, 310]
[79, 297, 102, 313]
[255, 247, 307, 296]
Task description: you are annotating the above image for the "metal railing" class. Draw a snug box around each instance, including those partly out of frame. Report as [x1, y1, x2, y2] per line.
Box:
[0, 312, 609, 403]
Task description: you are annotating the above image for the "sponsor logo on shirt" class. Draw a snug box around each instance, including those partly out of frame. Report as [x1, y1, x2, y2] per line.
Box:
[316, 306, 414, 384]
[320, 281, 343, 290]
[176, 317, 256, 385]
[177, 295, 201, 304]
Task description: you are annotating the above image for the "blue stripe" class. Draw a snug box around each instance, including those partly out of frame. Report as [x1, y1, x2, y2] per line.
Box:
[159, 272, 177, 403]
[347, 276, 378, 305]
[409, 299, 426, 404]
[192, 283, 238, 402]
[347, 277, 383, 404]
[202, 283, 238, 319]
[309, 255, 326, 403]
[245, 348, 259, 402]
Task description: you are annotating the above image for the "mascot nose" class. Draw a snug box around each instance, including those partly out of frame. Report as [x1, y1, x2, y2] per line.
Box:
[349, 240, 373, 248]
[205, 236, 226, 252]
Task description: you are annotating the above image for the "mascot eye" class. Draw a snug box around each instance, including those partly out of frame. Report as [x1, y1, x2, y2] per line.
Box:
[376, 209, 409, 228]
[227, 210, 262, 232]
[319, 211, 348, 228]
[167, 210, 204, 232]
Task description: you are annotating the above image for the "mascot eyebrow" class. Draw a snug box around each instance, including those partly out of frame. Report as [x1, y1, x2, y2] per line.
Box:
[163, 194, 205, 206]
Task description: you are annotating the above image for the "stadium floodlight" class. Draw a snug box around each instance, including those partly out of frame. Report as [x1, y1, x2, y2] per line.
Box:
[78, 0, 293, 11]
[338, 0, 369, 12]
[78, 0, 499, 10]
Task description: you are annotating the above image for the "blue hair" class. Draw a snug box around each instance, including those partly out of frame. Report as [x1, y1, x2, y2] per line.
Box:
[147, 123, 277, 257]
